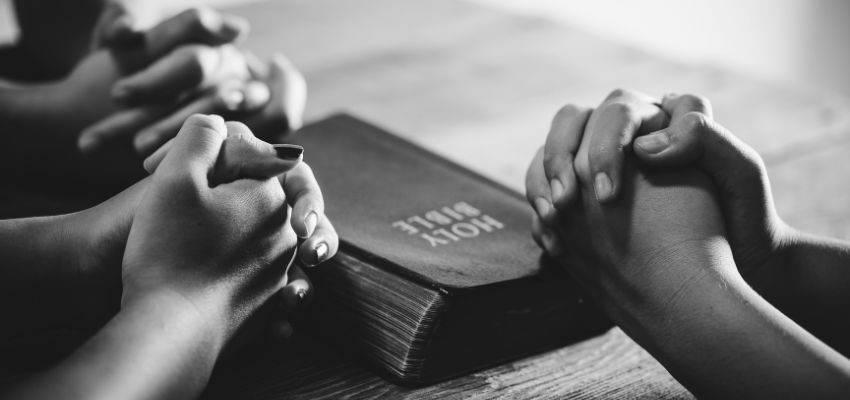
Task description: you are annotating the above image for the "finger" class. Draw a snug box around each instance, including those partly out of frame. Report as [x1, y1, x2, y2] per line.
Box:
[79, 104, 171, 154]
[531, 211, 563, 258]
[144, 7, 249, 61]
[634, 112, 764, 185]
[281, 162, 325, 238]
[298, 213, 338, 267]
[542, 105, 591, 209]
[131, 81, 264, 155]
[243, 53, 307, 138]
[525, 147, 556, 226]
[94, 2, 144, 49]
[278, 265, 312, 316]
[584, 89, 668, 202]
[211, 122, 303, 183]
[243, 50, 268, 78]
[113, 44, 249, 104]
[633, 112, 774, 231]
[530, 213, 545, 250]
[158, 113, 227, 177]
[661, 93, 713, 120]
[143, 138, 174, 174]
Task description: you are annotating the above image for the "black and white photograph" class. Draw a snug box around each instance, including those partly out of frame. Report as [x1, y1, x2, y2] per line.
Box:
[1, 0, 849, 398]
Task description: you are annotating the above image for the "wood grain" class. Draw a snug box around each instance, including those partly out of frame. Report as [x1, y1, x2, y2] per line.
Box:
[2, 0, 849, 398]
[201, 0, 850, 398]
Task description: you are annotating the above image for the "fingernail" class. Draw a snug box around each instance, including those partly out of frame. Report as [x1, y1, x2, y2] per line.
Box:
[550, 179, 564, 204]
[594, 172, 613, 202]
[303, 211, 318, 238]
[112, 84, 130, 101]
[533, 197, 552, 219]
[635, 132, 670, 154]
[78, 133, 99, 153]
[220, 16, 247, 39]
[134, 132, 159, 153]
[313, 242, 329, 264]
[273, 144, 304, 160]
[222, 88, 245, 111]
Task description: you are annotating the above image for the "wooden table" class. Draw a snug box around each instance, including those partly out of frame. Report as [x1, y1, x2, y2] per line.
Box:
[3, 0, 849, 398]
[198, 0, 850, 398]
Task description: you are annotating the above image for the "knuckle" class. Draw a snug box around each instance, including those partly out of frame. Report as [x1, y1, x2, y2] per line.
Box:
[179, 45, 217, 82]
[680, 111, 711, 134]
[605, 88, 628, 101]
[573, 153, 591, 180]
[601, 101, 637, 121]
[184, 7, 216, 31]
[553, 104, 588, 121]
[679, 93, 711, 111]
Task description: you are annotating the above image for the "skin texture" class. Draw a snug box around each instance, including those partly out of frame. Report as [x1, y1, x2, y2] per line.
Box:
[0, 5, 305, 192]
[1, 115, 335, 399]
[0, 115, 338, 377]
[526, 90, 850, 398]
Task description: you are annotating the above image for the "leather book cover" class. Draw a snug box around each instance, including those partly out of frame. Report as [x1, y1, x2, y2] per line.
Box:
[287, 114, 610, 384]
[291, 114, 550, 290]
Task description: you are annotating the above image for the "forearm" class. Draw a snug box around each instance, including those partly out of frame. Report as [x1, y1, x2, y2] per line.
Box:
[747, 230, 850, 356]
[630, 247, 850, 399]
[0, 215, 119, 338]
[6, 289, 226, 400]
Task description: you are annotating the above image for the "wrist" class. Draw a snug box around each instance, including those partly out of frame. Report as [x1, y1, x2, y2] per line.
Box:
[610, 237, 740, 345]
[122, 287, 229, 355]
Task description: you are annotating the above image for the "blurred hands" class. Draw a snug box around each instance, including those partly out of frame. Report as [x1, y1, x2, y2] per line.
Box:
[50, 6, 305, 158]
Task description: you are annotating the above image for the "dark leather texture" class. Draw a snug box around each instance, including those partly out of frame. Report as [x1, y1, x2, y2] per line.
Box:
[290, 114, 548, 290]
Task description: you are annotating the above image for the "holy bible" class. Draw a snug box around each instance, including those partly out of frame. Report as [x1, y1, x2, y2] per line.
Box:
[290, 114, 611, 385]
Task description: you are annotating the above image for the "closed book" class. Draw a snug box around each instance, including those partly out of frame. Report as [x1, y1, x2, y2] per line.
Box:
[290, 114, 611, 385]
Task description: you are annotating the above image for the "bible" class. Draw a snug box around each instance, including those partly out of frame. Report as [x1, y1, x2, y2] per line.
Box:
[291, 114, 611, 385]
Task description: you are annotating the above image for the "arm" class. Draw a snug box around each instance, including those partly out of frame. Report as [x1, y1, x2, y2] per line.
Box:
[5, 289, 225, 400]
[0, 213, 118, 339]
[527, 97, 850, 398]
[750, 231, 850, 356]
[540, 89, 850, 358]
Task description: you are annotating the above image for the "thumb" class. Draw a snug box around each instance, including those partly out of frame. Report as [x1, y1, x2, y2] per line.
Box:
[633, 111, 764, 196]
[633, 112, 782, 261]
[156, 114, 227, 181]
[94, 2, 144, 49]
[212, 121, 303, 184]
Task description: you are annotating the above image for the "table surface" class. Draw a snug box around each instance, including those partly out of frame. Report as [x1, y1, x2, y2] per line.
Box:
[197, 0, 850, 399]
[5, 0, 850, 398]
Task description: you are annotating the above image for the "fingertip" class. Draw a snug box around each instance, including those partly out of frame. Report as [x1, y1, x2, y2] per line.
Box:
[112, 82, 132, 102]
[634, 131, 672, 157]
[243, 80, 272, 110]
[220, 15, 250, 41]
[593, 172, 615, 203]
[78, 130, 100, 154]
[533, 196, 553, 221]
[299, 240, 330, 267]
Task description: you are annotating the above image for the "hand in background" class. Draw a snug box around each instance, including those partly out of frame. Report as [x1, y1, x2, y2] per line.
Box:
[78, 6, 306, 156]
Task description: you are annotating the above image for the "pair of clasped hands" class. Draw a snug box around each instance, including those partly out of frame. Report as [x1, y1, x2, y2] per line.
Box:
[4, 5, 304, 186]
[5, 114, 339, 399]
[525, 89, 850, 398]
